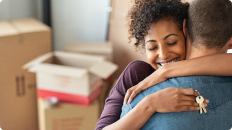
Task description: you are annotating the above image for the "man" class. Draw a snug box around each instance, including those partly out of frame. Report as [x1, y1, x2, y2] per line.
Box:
[121, 0, 232, 129]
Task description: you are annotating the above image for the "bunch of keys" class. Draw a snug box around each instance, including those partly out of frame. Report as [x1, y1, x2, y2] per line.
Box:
[196, 91, 207, 114]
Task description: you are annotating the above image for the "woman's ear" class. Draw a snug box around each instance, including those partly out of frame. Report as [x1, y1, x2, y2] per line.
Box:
[182, 19, 187, 37]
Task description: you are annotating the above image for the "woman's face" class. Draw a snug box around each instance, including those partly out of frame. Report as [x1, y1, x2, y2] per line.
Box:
[145, 18, 186, 70]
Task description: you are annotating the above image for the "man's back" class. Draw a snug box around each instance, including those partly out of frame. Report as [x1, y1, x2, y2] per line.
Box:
[121, 76, 232, 130]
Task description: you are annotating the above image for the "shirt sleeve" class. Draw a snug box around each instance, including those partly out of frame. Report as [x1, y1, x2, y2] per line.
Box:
[95, 60, 154, 130]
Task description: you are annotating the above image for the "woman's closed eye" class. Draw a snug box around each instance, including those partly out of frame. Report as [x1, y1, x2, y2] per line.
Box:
[167, 41, 177, 46]
[148, 46, 158, 51]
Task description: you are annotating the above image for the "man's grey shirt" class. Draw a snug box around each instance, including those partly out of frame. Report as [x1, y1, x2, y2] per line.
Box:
[120, 76, 232, 130]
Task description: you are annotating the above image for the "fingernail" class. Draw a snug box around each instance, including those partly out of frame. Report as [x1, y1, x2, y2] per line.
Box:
[204, 103, 207, 107]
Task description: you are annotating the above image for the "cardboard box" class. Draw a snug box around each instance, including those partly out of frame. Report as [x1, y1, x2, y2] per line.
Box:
[64, 41, 113, 62]
[24, 51, 118, 105]
[64, 42, 114, 83]
[0, 18, 51, 130]
[38, 98, 99, 130]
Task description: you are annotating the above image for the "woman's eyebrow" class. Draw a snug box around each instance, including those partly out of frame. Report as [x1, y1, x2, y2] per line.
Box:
[164, 34, 178, 40]
[145, 40, 156, 44]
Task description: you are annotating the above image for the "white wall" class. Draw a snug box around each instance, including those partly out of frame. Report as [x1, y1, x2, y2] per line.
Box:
[51, 0, 111, 51]
[0, 0, 43, 21]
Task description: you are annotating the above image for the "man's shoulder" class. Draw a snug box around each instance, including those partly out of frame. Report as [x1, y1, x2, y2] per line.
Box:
[131, 75, 232, 107]
[168, 75, 232, 84]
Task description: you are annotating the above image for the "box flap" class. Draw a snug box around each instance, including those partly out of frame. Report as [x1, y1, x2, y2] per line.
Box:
[64, 41, 112, 54]
[29, 63, 87, 78]
[54, 51, 105, 61]
[0, 21, 19, 37]
[10, 18, 50, 33]
[89, 61, 118, 79]
[23, 52, 53, 70]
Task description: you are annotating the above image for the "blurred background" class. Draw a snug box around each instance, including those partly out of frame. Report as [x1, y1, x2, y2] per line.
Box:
[0, 0, 147, 130]
[0, 0, 231, 130]
[0, 0, 149, 78]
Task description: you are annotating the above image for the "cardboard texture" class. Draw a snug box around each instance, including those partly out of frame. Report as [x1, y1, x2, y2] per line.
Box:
[64, 41, 113, 62]
[24, 51, 118, 105]
[38, 98, 99, 130]
[0, 18, 51, 130]
[108, 0, 148, 78]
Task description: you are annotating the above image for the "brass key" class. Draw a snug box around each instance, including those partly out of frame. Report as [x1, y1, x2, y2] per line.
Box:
[201, 103, 207, 113]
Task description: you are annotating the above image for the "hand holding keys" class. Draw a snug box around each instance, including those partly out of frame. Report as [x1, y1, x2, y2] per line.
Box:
[196, 91, 207, 114]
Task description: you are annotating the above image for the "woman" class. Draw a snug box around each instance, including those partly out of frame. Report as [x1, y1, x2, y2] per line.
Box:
[96, 0, 231, 129]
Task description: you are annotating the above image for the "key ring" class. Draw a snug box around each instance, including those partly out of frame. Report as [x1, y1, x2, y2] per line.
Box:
[195, 90, 200, 96]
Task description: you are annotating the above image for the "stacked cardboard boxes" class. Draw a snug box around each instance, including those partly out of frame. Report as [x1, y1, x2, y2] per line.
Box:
[0, 18, 51, 130]
[24, 51, 118, 106]
[24, 44, 118, 129]
[0, 18, 117, 130]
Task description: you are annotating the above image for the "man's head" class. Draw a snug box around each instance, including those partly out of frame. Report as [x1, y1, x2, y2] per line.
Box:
[187, 0, 232, 52]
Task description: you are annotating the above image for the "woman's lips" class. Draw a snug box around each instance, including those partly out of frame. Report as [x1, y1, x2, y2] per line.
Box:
[156, 57, 179, 67]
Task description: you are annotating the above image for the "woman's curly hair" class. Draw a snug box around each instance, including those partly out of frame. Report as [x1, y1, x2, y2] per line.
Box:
[127, 0, 189, 49]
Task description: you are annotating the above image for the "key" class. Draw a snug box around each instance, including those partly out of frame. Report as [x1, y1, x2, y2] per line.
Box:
[196, 96, 204, 114]
[201, 101, 207, 113]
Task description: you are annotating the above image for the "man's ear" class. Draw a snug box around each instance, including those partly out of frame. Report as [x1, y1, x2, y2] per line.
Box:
[182, 19, 187, 37]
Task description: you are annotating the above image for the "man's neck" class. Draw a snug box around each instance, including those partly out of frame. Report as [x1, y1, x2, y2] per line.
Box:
[186, 47, 218, 59]
[185, 41, 221, 59]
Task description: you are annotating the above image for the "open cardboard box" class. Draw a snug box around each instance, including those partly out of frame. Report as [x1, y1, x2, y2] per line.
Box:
[23, 51, 118, 106]
[64, 41, 113, 62]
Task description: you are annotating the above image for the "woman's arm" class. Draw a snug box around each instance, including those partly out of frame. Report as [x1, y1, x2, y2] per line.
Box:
[125, 53, 232, 104]
[102, 96, 154, 130]
[98, 61, 208, 130]
[103, 87, 206, 130]
[95, 61, 154, 130]
[164, 53, 232, 78]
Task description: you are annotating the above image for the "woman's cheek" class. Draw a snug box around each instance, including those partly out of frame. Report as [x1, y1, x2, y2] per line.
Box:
[146, 51, 158, 69]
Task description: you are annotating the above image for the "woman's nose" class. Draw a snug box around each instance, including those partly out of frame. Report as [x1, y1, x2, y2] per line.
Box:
[158, 46, 170, 60]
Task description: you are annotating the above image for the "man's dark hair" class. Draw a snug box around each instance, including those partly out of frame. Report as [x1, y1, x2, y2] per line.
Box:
[187, 0, 232, 50]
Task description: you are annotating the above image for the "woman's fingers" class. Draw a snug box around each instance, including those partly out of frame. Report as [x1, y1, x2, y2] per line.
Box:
[128, 88, 141, 103]
[177, 106, 200, 112]
[178, 100, 199, 107]
[179, 88, 210, 104]
[203, 98, 209, 103]
[177, 102, 208, 112]
[124, 89, 133, 105]
[179, 88, 199, 96]
[124, 87, 137, 105]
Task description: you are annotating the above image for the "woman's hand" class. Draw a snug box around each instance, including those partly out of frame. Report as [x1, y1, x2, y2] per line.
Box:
[144, 87, 209, 113]
[124, 67, 168, 105]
